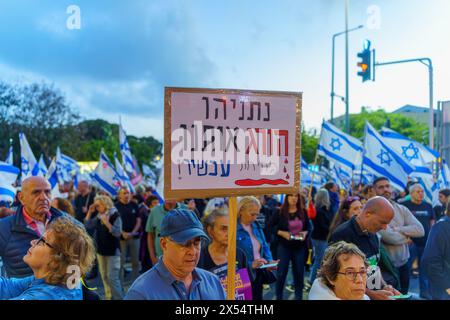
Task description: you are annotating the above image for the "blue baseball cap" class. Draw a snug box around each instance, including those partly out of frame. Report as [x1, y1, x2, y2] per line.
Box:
[159, 209, 209, 244]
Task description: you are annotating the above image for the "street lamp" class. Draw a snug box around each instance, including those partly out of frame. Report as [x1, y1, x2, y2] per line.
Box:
[330, 24, 363, 124]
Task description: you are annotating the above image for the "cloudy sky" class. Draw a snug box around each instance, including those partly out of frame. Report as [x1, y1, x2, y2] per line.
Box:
[1, 0, 450, 142]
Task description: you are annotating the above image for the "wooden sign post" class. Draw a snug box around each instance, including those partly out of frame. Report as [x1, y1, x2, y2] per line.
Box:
[164, 87, 302, 300]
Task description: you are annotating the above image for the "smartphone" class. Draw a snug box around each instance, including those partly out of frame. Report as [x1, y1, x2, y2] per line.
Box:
[390, 294, 412, 300]
[259, 262, 279, 269]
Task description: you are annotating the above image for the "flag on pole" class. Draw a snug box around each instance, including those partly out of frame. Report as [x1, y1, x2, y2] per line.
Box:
[114, 152, 135, 193]
[38, 154, 48, 177]
[331, 162, 352, 191]
[119, 124, 136, 175]
[317, 121, 363, 172]
[5, 145, 13, 165]
[0, 161, 20, 202]
[91, 150, 121, 197]
[362, 122, 415, 192]
[380, 127, 439, 165]
[437, 159, 450, 189]
[56, 147, 79, 184]
[45, 158, 59, 190]
[19, 133, 40, 179]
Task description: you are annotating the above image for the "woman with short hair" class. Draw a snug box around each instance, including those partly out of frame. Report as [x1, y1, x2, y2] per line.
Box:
[85, 194, 123, 300]
[309, 241, 370, 300]
[198, 208, 252, 299]
[0, 217, 96, 300]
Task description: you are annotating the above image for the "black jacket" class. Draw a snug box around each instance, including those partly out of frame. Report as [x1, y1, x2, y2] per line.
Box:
[272, 209, 311, 249]
[311, 206, 335, 241]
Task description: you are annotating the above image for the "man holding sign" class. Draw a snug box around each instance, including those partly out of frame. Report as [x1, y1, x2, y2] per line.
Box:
[125, 209, 225, 300]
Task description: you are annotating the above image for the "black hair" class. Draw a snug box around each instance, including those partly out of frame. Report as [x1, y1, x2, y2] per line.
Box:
[372, 176, 389, 187]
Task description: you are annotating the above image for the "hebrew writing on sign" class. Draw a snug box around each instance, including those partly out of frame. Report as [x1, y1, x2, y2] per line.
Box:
[164, 87, 302, 198]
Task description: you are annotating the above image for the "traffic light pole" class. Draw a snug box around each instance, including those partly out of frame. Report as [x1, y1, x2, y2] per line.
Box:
[375, 57, 434, 149]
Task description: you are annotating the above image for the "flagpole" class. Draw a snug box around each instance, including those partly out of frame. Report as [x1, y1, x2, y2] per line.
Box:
[308, 151, 320, 204]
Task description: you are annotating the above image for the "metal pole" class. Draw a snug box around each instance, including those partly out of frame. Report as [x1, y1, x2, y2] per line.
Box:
[429, 60, 434, 150]
[345, 0, 350, 133]
[375, 57, 434, 148]
[331, 35, 336, 123]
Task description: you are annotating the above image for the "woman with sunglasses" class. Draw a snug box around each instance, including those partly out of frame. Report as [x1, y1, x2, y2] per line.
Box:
[0, 217, 96, 300]
[327, 196, 363, 242]
[309, 241, 370, 300]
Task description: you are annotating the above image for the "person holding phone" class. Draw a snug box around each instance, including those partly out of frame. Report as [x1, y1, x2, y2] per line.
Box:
[236, 196, 278, 301]
[85, 195, 124, 300]
[273, 193, 312, 300]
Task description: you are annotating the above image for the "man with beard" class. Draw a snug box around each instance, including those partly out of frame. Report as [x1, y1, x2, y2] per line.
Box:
[373, 177, 424, 295]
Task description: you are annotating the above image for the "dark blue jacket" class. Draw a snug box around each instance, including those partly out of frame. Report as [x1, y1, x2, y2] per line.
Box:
[0, 206, 64, 278]
[422, 216, 450, 300]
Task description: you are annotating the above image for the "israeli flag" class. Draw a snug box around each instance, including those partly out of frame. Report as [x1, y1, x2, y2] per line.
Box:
[45, 158, 59, 190]
[91, 150, 121, 197]
[19, 133, 40, 179]
[5, 145, 13, 165]
[318, 121, 363, 172]
[142, 164, 157, 182]
[114, 152, 135, 193]
[380, 127, 438, 166]
[0, 161, 20, 202]
[331, 162, 352, 191]
[437, 159, 450, 189]
[363, 122, 415, 192]
[56, 147, 79, 183]
[38, 154, 48, 176]
[119, 124, 136, 175]
[353, 165, 375, 185]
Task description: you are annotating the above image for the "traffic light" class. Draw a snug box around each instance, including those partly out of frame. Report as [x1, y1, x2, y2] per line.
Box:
[357, 49, 371, 82]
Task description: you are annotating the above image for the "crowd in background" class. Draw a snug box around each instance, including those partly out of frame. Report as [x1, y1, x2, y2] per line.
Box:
[0, 176, 449, 300]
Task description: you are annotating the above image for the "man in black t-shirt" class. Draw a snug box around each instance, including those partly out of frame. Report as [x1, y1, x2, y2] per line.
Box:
[402, 183, 434, 299]
[329, 196, 401, 300]
[433, 189, 450, 221]
[115, 187, 142, 284]
[73, 180, 96, 222]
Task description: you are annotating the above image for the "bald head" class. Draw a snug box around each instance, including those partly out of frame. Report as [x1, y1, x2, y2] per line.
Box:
[358, 196, 394, 233]
[19, 176, 52, 219]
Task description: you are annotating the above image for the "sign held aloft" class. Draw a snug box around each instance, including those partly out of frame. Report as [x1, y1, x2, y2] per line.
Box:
[164, 87, 302, 199]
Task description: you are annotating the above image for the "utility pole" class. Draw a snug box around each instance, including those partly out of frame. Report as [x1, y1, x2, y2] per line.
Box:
[345, 0, 350, 133]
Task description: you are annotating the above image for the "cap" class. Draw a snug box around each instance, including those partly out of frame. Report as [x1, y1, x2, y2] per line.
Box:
[159, 209, 209, 244]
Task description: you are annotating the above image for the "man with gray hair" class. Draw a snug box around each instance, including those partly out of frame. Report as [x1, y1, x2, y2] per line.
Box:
[373, 177, 424, 295]
[402, 183, 435, 299]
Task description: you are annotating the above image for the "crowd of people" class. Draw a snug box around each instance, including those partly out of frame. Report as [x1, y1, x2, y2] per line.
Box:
[0, 175, 449, 300]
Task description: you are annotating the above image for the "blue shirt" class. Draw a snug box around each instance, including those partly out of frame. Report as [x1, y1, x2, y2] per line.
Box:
[125, 258, 225, 300]
[0, 276, 82, 300]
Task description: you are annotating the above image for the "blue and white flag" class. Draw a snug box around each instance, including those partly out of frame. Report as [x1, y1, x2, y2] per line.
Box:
[0, 161, 20, 202]
[45, 158, 59, 190]
[19, 133, 40, 179]
[119, 124, 136, 175]
[331, 162, 352, 191]
[5, 145, 13, 165]
[380, 127, 439, 166]
[114, 152, 135, 193]
[56, 147, 80, 183]
[142, 164, 157, 182]
[318, 121, 363, 172]
[363, 122, 415, 192]
[437, 159, 450, 190]
[38, 154, 48, 177]
[91, 150, 121, 197]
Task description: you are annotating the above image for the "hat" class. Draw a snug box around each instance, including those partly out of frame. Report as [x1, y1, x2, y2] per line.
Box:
[159, 209, 209, 244]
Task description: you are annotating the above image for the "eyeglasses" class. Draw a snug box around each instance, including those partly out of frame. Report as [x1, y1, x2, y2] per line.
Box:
[337, 269, 368, 282]
[36, 236, 56, 250]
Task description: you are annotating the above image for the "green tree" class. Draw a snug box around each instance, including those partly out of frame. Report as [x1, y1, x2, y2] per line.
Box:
[301, 126, 319, 163]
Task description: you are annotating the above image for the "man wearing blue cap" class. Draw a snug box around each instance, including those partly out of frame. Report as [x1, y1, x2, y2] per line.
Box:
[125, 208, 226, 300]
